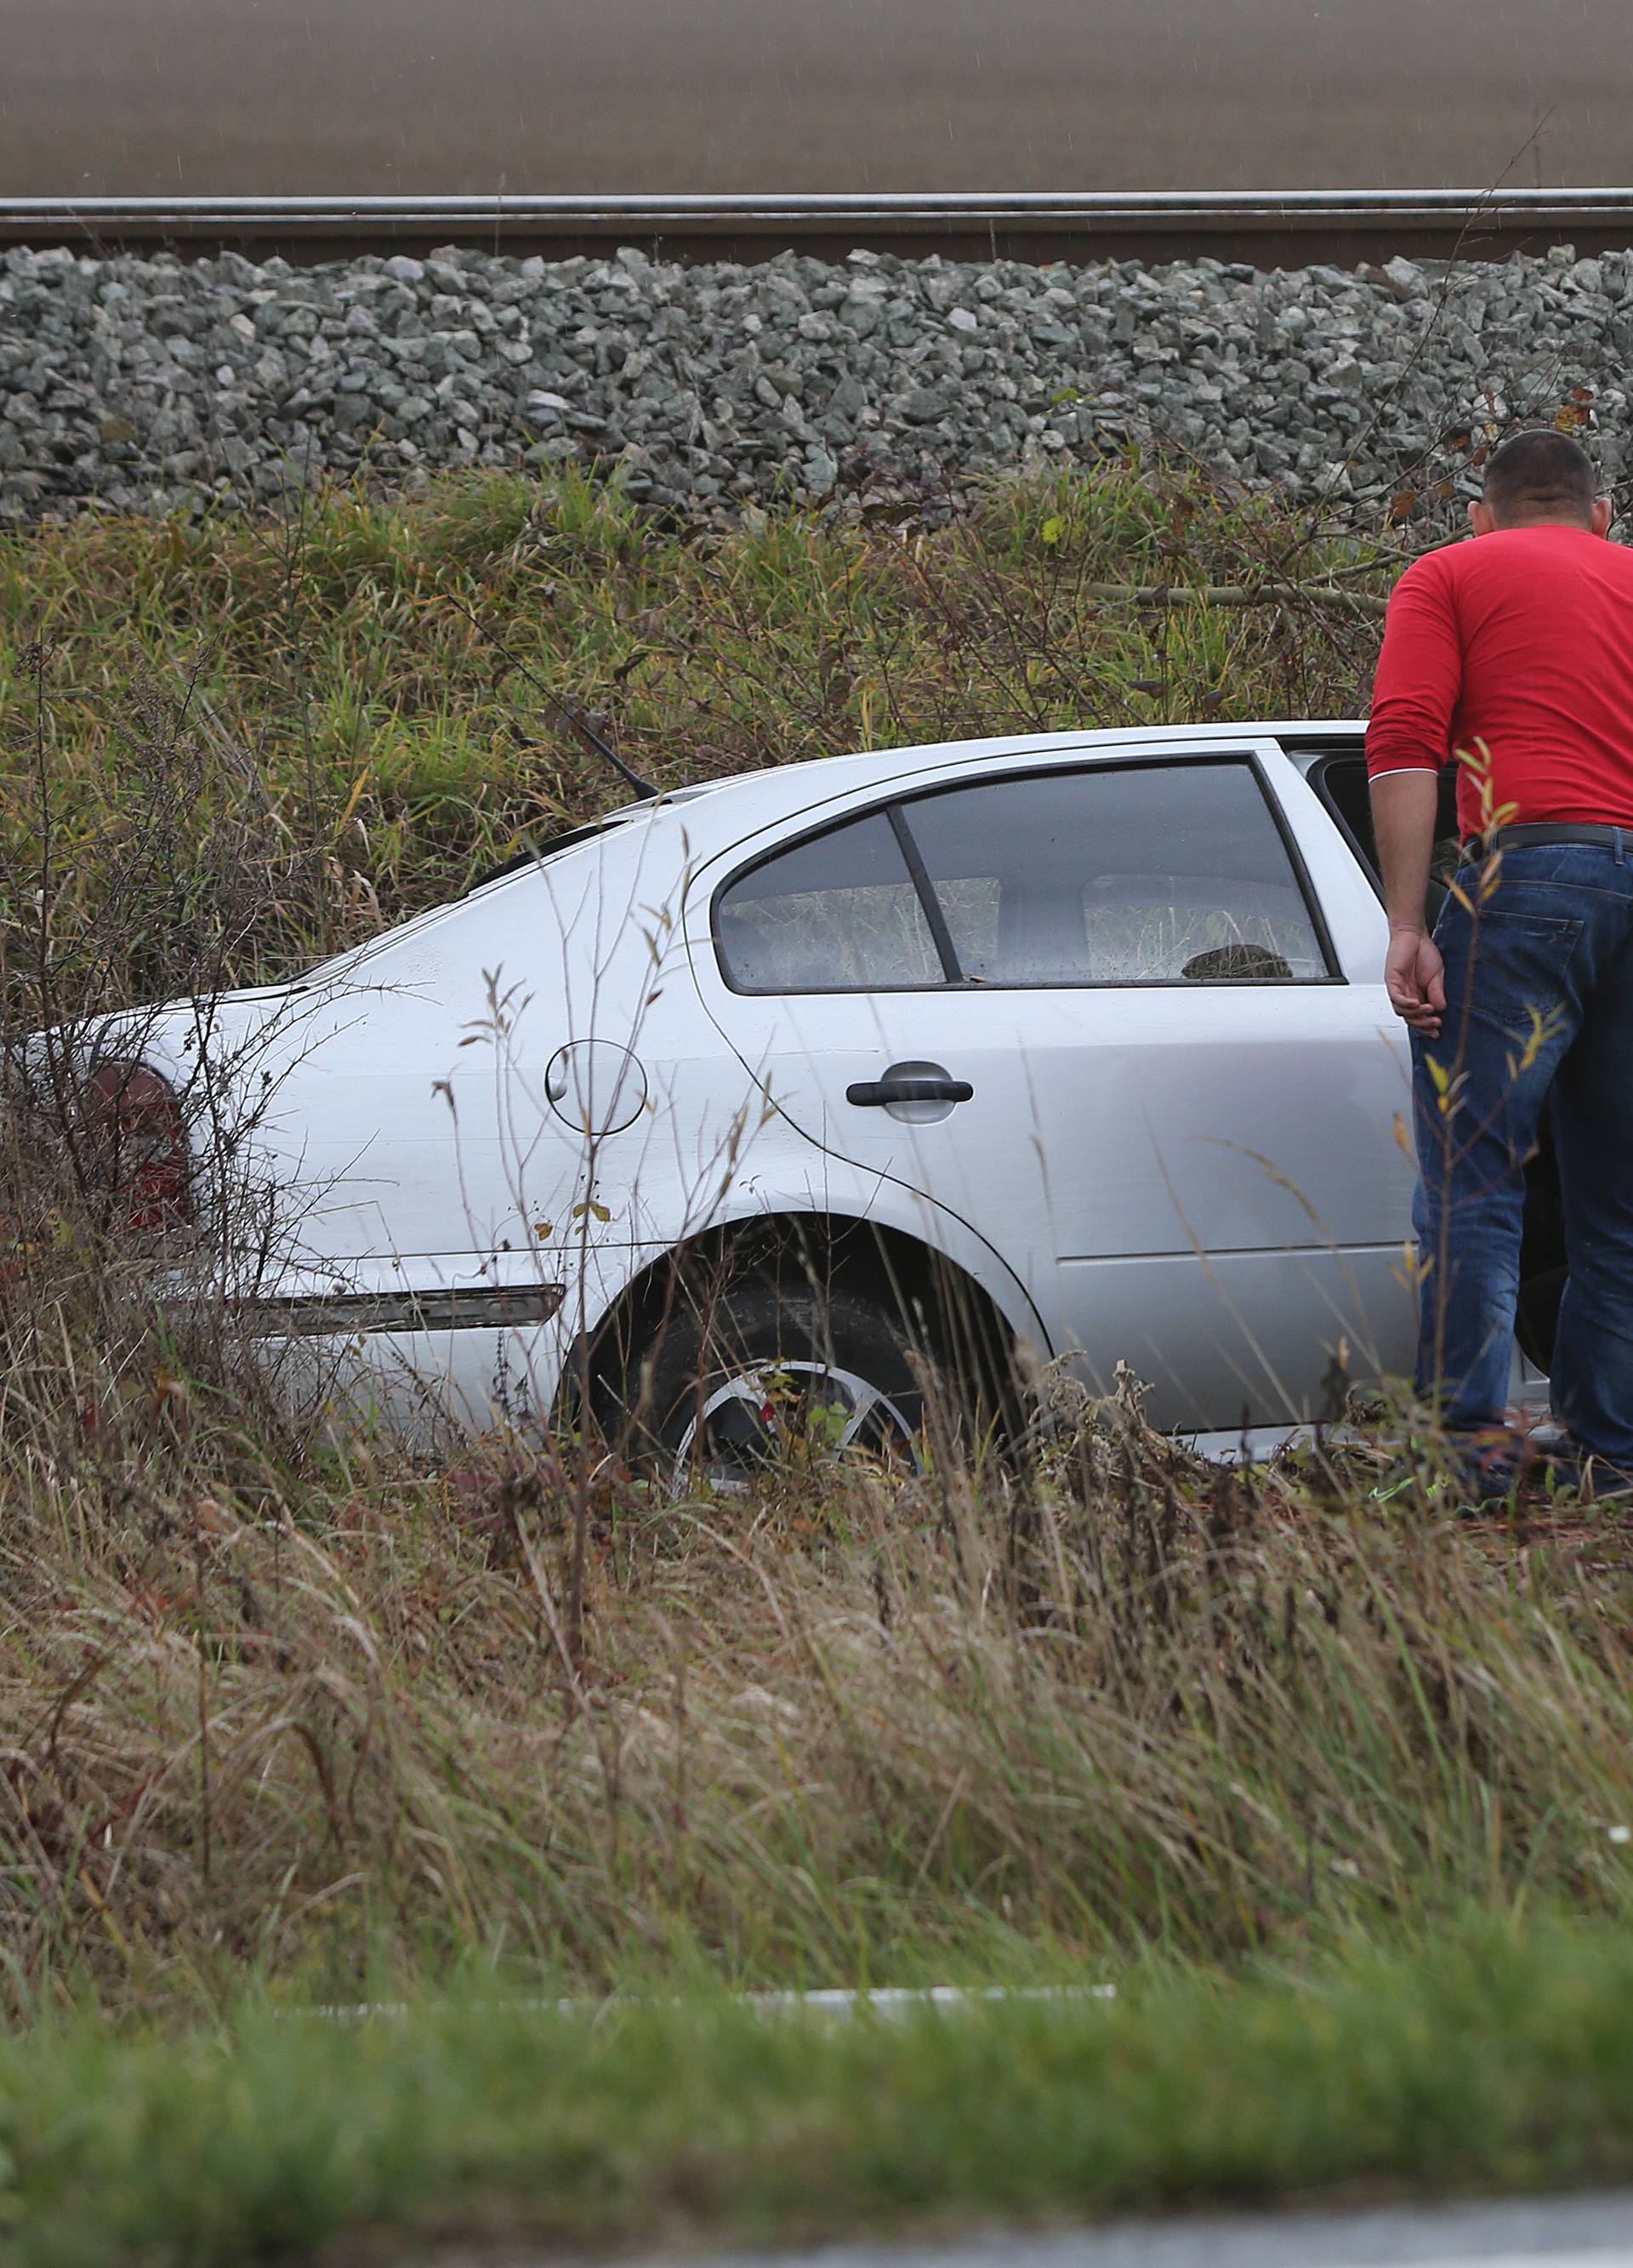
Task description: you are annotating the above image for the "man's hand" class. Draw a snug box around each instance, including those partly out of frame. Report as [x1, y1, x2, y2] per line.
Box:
[1385, 923, 1446, 1036]
[1369, 769, 1445, 1034]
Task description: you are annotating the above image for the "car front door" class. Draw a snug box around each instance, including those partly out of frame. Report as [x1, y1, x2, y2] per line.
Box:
[688, 746, 1415, 1433]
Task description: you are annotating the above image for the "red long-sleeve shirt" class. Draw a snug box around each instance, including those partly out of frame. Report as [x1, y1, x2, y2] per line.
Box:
[1366, 522, 1633, 838]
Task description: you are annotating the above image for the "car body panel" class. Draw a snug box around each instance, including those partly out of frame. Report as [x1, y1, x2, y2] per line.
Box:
[103, 718, 1434, 1443]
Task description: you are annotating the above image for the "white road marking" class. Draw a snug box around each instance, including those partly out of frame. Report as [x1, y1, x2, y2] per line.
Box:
[626, 2197, 1633, 2268]
[309, 1982, 1118, 2022]
[1322, 2257, 1633, 2268]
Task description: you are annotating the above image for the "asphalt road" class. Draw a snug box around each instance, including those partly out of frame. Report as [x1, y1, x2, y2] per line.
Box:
[558, 2195, 1633, 2268]
[2, 0, 1630, 200]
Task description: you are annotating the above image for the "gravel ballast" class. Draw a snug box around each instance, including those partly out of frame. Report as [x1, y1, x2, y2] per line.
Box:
[0, 239, 1627, 522]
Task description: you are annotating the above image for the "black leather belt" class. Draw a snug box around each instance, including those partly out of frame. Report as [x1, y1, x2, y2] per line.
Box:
[1461, 822, 1633, 856]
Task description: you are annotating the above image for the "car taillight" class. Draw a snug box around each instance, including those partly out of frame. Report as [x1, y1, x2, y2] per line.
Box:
[83, 1062, 194, 1235]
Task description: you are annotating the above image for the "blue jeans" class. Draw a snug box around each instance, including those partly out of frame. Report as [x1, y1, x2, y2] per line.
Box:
[1413, 839, 1633, 1470]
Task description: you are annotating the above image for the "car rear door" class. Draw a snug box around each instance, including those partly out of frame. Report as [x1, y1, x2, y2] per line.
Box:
[687, 744, 1415, 1433]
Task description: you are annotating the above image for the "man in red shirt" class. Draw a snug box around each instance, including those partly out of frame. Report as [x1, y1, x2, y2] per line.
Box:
[1368, 427, 1633, 1494]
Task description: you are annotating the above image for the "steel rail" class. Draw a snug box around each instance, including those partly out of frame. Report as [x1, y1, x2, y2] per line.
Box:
[6, 188, 1633, 259]
[9, 188, 1633, 226]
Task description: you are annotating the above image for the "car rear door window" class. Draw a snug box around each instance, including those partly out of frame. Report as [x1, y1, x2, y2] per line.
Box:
[714, 809, 945, 992]
[899, 761, 1331, 985]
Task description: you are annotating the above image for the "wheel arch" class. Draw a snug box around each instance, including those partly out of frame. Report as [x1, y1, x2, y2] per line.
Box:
[566, 1203, 1044, 1433]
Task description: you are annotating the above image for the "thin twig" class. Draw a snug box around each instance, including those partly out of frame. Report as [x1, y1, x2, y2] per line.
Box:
[1081, 581, 1389, 618]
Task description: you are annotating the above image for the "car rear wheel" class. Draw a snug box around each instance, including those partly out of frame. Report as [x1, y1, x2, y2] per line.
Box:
[609, 1279, 939, 1496]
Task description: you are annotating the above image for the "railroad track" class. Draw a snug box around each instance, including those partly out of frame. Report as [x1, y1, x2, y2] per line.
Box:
[6, 188, 1633, 266]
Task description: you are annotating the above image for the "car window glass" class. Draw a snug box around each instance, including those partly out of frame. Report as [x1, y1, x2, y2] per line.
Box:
[715, 810, 943, 991]
[898, 761, 1329, 985]
[931, 875, 1000, 972]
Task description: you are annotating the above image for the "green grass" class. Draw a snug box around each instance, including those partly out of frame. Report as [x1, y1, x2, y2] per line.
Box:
[8, 1915, 1633, 2265]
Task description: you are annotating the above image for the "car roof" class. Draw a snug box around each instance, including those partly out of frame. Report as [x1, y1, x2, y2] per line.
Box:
[646, 715, 1363, 812]
[456, 718, 1369, 914]
[606, 715, 1364, 830]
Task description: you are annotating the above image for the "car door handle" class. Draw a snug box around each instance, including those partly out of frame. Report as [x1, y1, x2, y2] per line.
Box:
[845, 1075, 974, 1107]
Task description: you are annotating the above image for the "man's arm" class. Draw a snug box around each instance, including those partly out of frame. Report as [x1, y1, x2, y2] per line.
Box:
[1371, 770, 1446, 1036]
[1366, 556, 1461, 1038]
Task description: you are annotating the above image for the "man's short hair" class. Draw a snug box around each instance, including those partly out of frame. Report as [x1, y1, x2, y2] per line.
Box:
[1482, 428, 1597, 521]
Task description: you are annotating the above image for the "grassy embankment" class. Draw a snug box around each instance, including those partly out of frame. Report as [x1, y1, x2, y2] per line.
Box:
[1, 459, 1385, 1000]
[8, 465, 1633, 2261]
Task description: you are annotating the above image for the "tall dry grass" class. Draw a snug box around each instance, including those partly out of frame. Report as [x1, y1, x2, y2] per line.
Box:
[4, 1296, 1633, 2018]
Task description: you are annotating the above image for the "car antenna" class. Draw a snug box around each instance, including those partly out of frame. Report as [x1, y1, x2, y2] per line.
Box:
[444, 591, 660, 801]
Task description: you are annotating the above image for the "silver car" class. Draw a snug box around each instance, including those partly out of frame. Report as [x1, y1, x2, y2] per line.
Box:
[80, 721, 1560, 1476]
